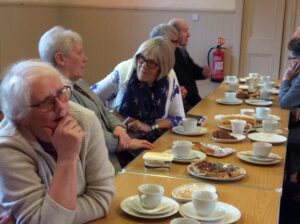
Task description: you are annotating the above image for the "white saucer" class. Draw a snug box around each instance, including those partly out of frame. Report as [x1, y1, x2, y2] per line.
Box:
[172, 126, 208, 136]
[180, 202, 225, 222]
[239, 78, 247, 83]
[248, 133, 287, 144]
[237, 151, 282, 165]
[216, 98, 243, 105]
[212, 133, 246, 143]
[179, 201, 241, 224]
[245, 99, 273, 106]
[164, 150, 206, 163]
[121, 195, 179, 219]
[172, 183, 216, 202]
[255, 114, 280, 121]
[256, 128, 283, 135]
[130, 196, 173, 215]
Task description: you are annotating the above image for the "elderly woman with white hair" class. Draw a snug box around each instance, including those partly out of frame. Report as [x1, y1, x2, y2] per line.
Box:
[0, 60, 114, 224]
[91, 37, 185, 142]
[38, 26, 154, 172]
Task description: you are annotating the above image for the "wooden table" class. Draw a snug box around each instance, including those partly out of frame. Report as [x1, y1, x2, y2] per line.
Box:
[88, 172, 280, 224]
[125, 83, 289, 190]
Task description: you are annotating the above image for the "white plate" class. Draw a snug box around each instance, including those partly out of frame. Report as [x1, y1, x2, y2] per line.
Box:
[256, 127, 283, 135]
[239, 84, 248, 90]
[187, 164, 246, 181]
[212, 134, 246, 143]
[164, 150, 206, 163]
[120, 195, 179, 219]
[179, 201, 241, 224]
[180, 202, 226, 222]
[130, 196, 173, 215]
[216, 98, 243, 105]
[192, 142, 236, 158]
[269, 88, 279, 94]
[255, 114, 280, 121]
[248, 133, 287, 144]
[245, 99, 273, 106]
[172, 183, 216, 202]
[172, 126, 208, 136]
[237, 151, 282, 165]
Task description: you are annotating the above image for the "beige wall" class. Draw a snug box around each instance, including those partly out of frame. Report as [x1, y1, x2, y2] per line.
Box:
[0, 2, 242, 85]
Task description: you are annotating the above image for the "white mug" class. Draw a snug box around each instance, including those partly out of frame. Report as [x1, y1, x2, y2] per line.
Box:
[138, 184, 164, 209]
[240, 109, 255, 117]
[260, 88, 272, 100]
[192, 191, 218, 217]
[262, 119, 278, 133]
[224, 75, 238, 83]
[224, 92, 237, 102]
[252, 142, 272, 157]
[181, 118, 197, 132]
[230, 119, 251, 134]
[172, 140, 192, 158]
[256, 107, 271, 119]
[228, 82, 239, 92]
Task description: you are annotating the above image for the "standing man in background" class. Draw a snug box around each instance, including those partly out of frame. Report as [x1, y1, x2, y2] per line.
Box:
[169, 18, 211, 112]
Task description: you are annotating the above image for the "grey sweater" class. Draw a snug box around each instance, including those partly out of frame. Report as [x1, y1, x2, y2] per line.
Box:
[0, 102, 115, 224]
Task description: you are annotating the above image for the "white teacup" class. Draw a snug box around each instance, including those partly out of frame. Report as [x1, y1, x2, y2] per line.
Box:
[252, 142, 272, 157]
[260, 75, 270, 85]
[181, 118, 197, 132]
[192, 191, 218, 217]
[240, 109, 255, 117]
[228, 82, 239, 92]
[262, 119, 278, 133]
[249, 72, 260, 78]
[138, 184, 164, 209]
[172, 140, 192, 158]
[224, 92, 237, 102]
[230, 119, 251, 134]
[256, 107, 271, 119]
[260, 88, 272, 100]
[224, 75, 238, 83]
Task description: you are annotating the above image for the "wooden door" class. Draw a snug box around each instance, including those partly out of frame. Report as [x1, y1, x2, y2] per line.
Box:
[239, 0, 286, 79]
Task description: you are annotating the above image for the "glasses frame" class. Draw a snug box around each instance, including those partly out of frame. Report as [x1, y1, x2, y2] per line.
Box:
[288, 56, 300, 60]
[30, 86, 72, 112]
[136, 54, 159, 70]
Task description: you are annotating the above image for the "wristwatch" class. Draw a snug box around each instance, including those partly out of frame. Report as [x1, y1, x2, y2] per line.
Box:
[151, 123, 160, 131]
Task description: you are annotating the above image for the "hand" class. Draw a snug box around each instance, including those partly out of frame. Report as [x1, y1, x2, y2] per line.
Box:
[0, 211, 15, 224]
[283, 61, 300, 81]
[296, 108, 300, 121]
[44, 115, 84, 162]
[113, 126, 131, 150]
[180, 86, 188, 98]
[202, 66, 211, 78]
[126, 119, 152, 133]
[128, 139, 155, 150]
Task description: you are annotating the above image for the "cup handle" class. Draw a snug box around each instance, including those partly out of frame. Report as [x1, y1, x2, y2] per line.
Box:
[244, 123, 252, 134]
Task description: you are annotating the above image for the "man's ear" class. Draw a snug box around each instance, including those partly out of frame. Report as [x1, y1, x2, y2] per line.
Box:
[54, 52, 65, 67]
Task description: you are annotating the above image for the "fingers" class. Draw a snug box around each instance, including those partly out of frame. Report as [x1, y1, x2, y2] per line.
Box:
[123, 117, 134, 126]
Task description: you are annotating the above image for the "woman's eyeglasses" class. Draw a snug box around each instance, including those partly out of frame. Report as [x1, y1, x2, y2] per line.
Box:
[136, 54, 159, 70]
[30, 86, 72, 112]
[288, 56, 300, 60]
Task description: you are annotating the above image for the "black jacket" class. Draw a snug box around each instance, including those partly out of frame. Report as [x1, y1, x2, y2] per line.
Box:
[174, 48, 206, 111]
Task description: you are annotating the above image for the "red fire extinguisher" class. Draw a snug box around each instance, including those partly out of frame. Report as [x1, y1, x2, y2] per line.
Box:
[208, 37, 226, 82]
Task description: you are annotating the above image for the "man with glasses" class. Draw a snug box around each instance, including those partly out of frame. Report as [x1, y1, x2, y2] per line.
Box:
[169, 18, 211, 112]
[0, 60, 114, 224]
[38, 26, 154, 171]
